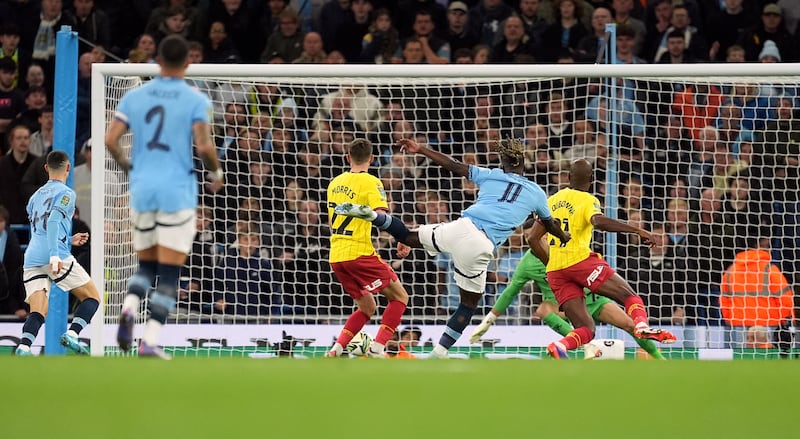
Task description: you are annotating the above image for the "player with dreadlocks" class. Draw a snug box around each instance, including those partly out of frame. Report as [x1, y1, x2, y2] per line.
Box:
[335, 137, 571, 358]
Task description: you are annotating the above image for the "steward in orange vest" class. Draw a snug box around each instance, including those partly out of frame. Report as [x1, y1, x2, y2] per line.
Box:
[720, 240, 794, 327]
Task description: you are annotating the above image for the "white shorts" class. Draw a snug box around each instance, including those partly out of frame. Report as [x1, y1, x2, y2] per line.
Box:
[416, 217, 495, 294]
[132, 208, 197, 254]
[23, 256, 92, 302]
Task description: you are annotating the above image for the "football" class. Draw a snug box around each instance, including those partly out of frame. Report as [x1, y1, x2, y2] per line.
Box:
[345, 331, 373, 356]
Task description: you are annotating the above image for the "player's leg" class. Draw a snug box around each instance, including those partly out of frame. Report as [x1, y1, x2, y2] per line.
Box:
[327, 256, 390, 357]
[334, 203, 419, 247]
[15, 270, 50, 356]
[58, 261, 99, 355]
[471, 250, 541, 342]
[535, 300, 574, 337]
[593, 273, 676, 344]
[118, 211, 158, 352]
[594, 302, 665, 359]
[547, 295, 596, 359]
[428, 221, 494, 357]
[368, 279, 409, 357]
[138, 210, 197, 359]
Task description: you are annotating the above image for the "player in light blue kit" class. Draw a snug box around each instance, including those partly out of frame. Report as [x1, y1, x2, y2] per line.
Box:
[15, 150, 100, 356]
[336, 138, 571, 357]
[105, 35, 223, 359]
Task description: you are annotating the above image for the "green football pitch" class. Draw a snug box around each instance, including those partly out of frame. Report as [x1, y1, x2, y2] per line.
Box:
[2, 358, 797, 439]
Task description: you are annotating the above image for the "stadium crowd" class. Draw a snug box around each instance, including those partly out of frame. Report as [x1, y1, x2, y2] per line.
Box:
[0, 0, 798, 339]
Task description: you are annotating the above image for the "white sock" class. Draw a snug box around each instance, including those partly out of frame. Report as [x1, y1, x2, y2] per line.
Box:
[142, 320, 163, 346]
[635, 322, 649, 331]
[67, 329, 78, 338]
[122, 295, 141, 315]
[432, 345, 448, 356]
[369, 341, 385, 354]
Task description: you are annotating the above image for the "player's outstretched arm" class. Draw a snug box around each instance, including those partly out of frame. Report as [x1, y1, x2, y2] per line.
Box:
[105, 119, 131, 173]
[396, 138, 469, 177]
[591, 215, 654, 246]
[528, 221, 550, 265]
[539, 217, 571, 247]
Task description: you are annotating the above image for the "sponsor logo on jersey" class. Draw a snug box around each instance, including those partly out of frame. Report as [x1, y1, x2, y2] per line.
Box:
[586, 265, 604, 285]
[60, 195, 71, 207]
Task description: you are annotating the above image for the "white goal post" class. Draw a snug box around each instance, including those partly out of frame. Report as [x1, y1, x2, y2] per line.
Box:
[90, 63, 800, 359]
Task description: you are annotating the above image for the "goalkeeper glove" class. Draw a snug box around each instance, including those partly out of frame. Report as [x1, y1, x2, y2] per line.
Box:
[469, 312, 497, 343]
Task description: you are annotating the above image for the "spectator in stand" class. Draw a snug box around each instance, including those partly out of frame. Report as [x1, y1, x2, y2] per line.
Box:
[393, 10, 450, 64]
[23, 64, 46, 95]
[0, 57, 25, 154]
[204, 21, 241, 63]
[469, 0, 514, 46]
[0, 125, 36, 224]
[292, 32, 326, 63]
[336, 0, 373, 63]
[129, 33, 157, 63]
[0, 203, 26, 320]
[146, 0, 204, 44]
[76, 51, 92, 146]
[0, 23, 30, 90]
[540, 0, 590, 63]
[265, 0, 290, 33]
[758, 39, 782, 63]
[395, 0, 448, 40]
[673, 83, 724, 142]
[151, 4, 192, 45]
[361, 8, 400, 64]
[737, 3, 796, 63]
[490, 15, 535, 63]
[725, 44, 746, 62]
[611, 0, 646, 55]
[12, 86, 48, 134]
[72, 0, 112, 54]
[722, 176, 769, 250]
[214, 221, 281, 317]
[24, 0, 77, 95]
[472, 44, 491, 64]
[441, 2, 479, 63]
[707, 0, 758, 62]
[27, 105, 53, 158]
[651, 4, 708, 63]
[643, 0, 672, 61]
[514, 0, 552, 50]
[575, 6, 613, 62]
[179, 205, 219, 315]
[207, 0, 267, 63]
[657, 30, 699, 63]
[261, 9, 304, 64]
[687, 187, 736, 326]
[318, 0, 354, 55]
[624, 222, 686, 325]
[720, 235, 794, 353]
[614, 23, 646, 64]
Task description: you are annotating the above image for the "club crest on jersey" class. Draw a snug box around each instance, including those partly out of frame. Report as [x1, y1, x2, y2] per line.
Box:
[378, 186, 387, 200]
[60, 195, 71, 207]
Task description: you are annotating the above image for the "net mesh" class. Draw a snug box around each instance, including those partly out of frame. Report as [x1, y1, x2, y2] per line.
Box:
[98, 70, 798, 358]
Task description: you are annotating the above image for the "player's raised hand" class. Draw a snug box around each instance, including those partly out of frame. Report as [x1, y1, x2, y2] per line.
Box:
[396, 242, 411, 258]
[397, 138, 421, 154]
[71, 232, 89, 247]
[638, 230, 656, 248]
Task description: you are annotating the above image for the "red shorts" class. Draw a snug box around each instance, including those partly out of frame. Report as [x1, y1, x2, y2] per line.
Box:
[331, 255, 399, 299]
[546, 253, 615, 305]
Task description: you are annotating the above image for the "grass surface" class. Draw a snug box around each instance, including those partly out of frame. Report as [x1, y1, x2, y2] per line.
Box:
[2, 357, 797, 439]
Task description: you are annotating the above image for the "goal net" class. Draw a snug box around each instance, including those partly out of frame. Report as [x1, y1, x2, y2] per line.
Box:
[91, 63, 799, 359]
